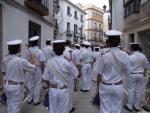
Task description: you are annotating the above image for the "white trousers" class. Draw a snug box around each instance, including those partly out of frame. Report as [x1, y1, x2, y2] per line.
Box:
[49, 88, 70, 113]
[82, 64, 92, 90]
[127, 74, 145, 110]
[27, 67, 42, 103]
[68, 78, 74, 111]
[99, 84, 124, 113]
[4, 84, 24, 113]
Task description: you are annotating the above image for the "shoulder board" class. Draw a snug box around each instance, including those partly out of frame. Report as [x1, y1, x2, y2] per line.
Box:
[101, 50, 109, 56]
[64, 56, 72, 62]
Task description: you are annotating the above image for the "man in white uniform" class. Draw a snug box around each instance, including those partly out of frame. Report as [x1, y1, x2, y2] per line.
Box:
[42, 39, 55, 64]
[25, 36, 45, 105]
[125, 43, 149, 112]
[80, 41, 93, 92]
[92, 47, 101, 82]
[1, 39, 35, 113]
[72, 44, 82, 91]
[94, 30, 131, 113]
[43, 40, 78, 113]
[63, 40, 78, 113]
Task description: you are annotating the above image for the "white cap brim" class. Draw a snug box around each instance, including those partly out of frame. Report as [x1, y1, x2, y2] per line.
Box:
[6, 39, 22, 45]
[105, 30, 122, 36]
[83, 41, 91, 46]
[29, 36, 39, 41]
[52, 40, 66, 44]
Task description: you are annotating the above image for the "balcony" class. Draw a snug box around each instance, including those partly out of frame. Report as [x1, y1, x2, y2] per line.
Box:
[80, 34, 86, 39]
[66, 30, 73, 37]
[24, 0, 49, 16]
[80, 19, 84, 23]
[91, 15, 103, 22]
[74, 33, 80, 38]
[67, 13, 72, 17]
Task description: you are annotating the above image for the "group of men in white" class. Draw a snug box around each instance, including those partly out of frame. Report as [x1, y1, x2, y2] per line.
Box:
[1, 30, 150, 113]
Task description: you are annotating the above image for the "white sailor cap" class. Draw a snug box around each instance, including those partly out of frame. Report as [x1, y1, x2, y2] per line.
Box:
[6, 39, 22, 45]
[82, 41, 91, 46]
[52, 40, 66, 44]
[29, 36, 39, 41]
[46, 39, 51, 41]
[105, 30, 122, 36]
[75, 44, 81, 47]
[130, 42, 140, 45]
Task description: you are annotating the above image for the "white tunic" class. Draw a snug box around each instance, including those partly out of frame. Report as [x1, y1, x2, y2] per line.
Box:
[25, 46, 45, 66]
[130, 51, 149, 73]
[43, 55, 78, 87]
[81, 48, 93, 63]
[72, 49, 82, 65]
[42, 46, 55, 63]
[95, 47, 131, 83]
[1, 55, 35, 82]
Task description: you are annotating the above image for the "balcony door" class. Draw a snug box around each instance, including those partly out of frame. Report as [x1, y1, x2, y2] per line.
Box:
[29, 21, 41, 47]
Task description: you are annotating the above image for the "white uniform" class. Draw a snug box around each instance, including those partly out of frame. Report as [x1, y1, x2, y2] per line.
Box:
[25, 46, 45, 103]
[43, 55, 78, 113]
[127, 51, 149, 110]
[1, 55, 35, 113]
[72, 48, 82, 66]
[94, 47, 131, 113]
[81, 48, 93, 91]
[92, 51, 101, 81]
[63, 46, 78, 111]
[42, 45, 55, 63]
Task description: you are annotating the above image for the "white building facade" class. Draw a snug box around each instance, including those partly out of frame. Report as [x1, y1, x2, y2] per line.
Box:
[55, 0, 86, 43]
[82, 4, 104, 44]
[0, 0, 58, 59]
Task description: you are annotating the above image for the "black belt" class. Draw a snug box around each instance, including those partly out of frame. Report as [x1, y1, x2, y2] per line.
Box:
[102, 80, 123, 85]
[131, 72, 144, 74]
[4, 80, 24, 85]
[50, 84, 67, 89]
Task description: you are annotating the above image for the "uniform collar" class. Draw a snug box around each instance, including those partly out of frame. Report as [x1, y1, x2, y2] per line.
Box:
[132, 51, 140, 54]
[110, 47, 119, 51]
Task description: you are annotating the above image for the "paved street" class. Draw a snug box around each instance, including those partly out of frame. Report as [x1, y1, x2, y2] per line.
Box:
[0, 80, 149, 113]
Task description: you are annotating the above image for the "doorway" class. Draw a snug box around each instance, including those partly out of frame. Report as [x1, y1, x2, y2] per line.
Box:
[29, 21, 41, 47]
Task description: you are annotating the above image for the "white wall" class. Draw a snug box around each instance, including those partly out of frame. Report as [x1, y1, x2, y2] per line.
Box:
[2, 3, 54, 57]
[56, 0, 85, 42]
[112, 0, 124, 32]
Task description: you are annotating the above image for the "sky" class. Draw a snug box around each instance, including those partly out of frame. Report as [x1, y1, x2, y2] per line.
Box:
[69, 0, 109, 9]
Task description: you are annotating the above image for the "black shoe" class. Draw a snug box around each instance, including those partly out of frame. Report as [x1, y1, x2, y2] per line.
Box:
[124, 105, 133, 112]
[70, 107, 75, 113]
[133, 107, 140, 112]
[80, 89, 88, 92]
[28, 99, 33, 104]
[34, 101, 41, 106]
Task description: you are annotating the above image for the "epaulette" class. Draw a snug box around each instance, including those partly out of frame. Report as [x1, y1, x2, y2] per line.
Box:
[64, 56, 72, 62]
[101, 50, 109, 56]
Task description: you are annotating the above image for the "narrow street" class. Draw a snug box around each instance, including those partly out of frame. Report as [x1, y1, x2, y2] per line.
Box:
[0, 80, 149, 113]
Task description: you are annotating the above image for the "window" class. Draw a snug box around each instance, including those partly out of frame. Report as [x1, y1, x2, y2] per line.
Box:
[94, 22, 97, 30]
[67, 6, 71, 16]
[74, 11, 78, 19]
[74, 24, 78, 35]
[29, 21, 41, 47]
[99, 24, 101, 30]
[124, 0, 140, 18]
[67, 22, 70, 31]
[80, 14, 83, 21]
[129, 33, 134, 43]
